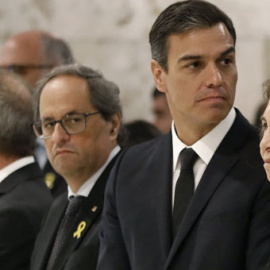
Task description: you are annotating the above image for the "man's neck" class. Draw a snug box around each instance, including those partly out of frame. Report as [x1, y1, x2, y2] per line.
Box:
[0, 155, 20, 170]
[174, 120, 218, 146]
[67, 144, 121, 195]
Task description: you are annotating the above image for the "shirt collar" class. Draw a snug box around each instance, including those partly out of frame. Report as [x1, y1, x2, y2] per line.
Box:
[68, 145, 121, 199]
[172, 108, 236, 171]
[0, 156, 35, 183]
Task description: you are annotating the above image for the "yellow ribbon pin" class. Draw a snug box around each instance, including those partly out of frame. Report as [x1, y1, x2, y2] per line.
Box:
[45, 173, 56, 189]
[73, 221, 86, 239]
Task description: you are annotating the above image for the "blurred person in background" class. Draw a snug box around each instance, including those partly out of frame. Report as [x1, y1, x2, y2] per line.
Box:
[259, 79, 270, 270]
[0, 70, 52, 270]
[152, 87, 172, 134]
[260, 79, 270, 181]
[0, 30, 74, 198]
[122, 119, 162, 148]
[253, 100, 267, 129]
[0, 30, 74, 88]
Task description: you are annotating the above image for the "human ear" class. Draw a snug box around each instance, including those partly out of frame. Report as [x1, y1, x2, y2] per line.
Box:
[109, 111, 121, 140]
[151, 59, 167, 93]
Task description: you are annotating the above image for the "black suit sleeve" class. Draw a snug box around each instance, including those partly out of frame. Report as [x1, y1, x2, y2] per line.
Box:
[97, 153, 131, 270]
[0, 206, 40, 270]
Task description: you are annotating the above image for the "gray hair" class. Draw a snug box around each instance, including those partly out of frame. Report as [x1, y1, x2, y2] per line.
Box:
[263, 79, 270, 101]
[33, 64, 126, 144]
[0, 70, 35, 156]
[41, 34, 74, 65]
[149, 0, 236, 72]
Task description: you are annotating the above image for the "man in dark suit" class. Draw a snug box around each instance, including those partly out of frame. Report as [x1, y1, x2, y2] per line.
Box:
[97, 1, 270, 269]
[30, 64, 124, 270]
[0, 70, 52, 269]
[0, 30, 75, 198]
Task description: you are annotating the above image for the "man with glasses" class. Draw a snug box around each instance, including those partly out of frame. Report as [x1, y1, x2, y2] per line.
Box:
[30, 64, 123, 270]
[0, 30, 73, 88]
[0, 30, 74, 198]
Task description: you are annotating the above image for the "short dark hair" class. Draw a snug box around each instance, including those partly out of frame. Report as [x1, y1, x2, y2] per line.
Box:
[122, 120, 162, 148]
[149, 0, 236, 72]
[41, 34, 74, 65]
[0, 70, 35, 156]
[33, 64, 125, 144]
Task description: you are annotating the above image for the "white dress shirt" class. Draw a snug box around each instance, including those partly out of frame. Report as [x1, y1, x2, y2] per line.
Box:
[0, 156, 35, 183]
[172, 108, 236, 205]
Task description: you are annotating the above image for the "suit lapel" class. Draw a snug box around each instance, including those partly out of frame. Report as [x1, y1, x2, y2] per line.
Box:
[52, 154, 119, 270]
[153, 134, 174, 256]
[165, 111, 249, 268]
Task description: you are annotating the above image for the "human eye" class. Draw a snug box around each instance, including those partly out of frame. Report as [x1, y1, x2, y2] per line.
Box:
[261, 120, 268, 133]
[187, 61, 201, 69]
[64, 115, 84, 127]
[70, 115, 84, 124]
[220, 55, 235, 67]
[42, 120, 55, 130]
[222, 58, 231, 65]
[260, 118, 269, 139]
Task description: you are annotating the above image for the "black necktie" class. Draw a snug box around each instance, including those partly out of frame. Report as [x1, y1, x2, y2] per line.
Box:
[46, 196, 85, 270]
[172, 148, 198, 238]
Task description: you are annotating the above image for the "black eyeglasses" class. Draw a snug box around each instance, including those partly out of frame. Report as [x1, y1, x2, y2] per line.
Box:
[0, 64, 54, 75]
[32, 112, 100, 140]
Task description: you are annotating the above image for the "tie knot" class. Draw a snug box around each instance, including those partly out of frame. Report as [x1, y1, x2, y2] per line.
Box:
[65, 196, 85, 216]
[180, 148, 198, 170]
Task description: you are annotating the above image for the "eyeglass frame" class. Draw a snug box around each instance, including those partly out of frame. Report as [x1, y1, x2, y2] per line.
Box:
[0, 64, 54, 75]
[32, 111, 101, 140]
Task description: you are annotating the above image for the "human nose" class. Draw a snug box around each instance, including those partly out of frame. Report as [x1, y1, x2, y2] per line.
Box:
[204, 64, 222, 88]
[51, 122, 70, 143]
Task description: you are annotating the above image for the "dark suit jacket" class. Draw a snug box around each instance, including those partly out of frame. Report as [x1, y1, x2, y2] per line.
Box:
[0, 161, 52, 270]
[43, 160, 67, 199]
[98, 110, 270, 270]
[31, 155, 118, 270]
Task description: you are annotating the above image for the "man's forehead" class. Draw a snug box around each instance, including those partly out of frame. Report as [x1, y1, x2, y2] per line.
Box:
[167, 24, 235, 58]
[43, 74, 88, 88]
[39, 94, 93, 120]
[169, 22, 234, 41]
[40, 75, 92, 109]
[0, 37, 43, 65]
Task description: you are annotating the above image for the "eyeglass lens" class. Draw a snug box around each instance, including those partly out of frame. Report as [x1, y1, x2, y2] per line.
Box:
[36, 114, 86, 138]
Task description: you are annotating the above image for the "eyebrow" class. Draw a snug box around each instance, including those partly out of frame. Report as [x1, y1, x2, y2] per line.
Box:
[177, 46, 235, 63]
[41, 110, 78, 121]
[220, 47, 235, 57]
